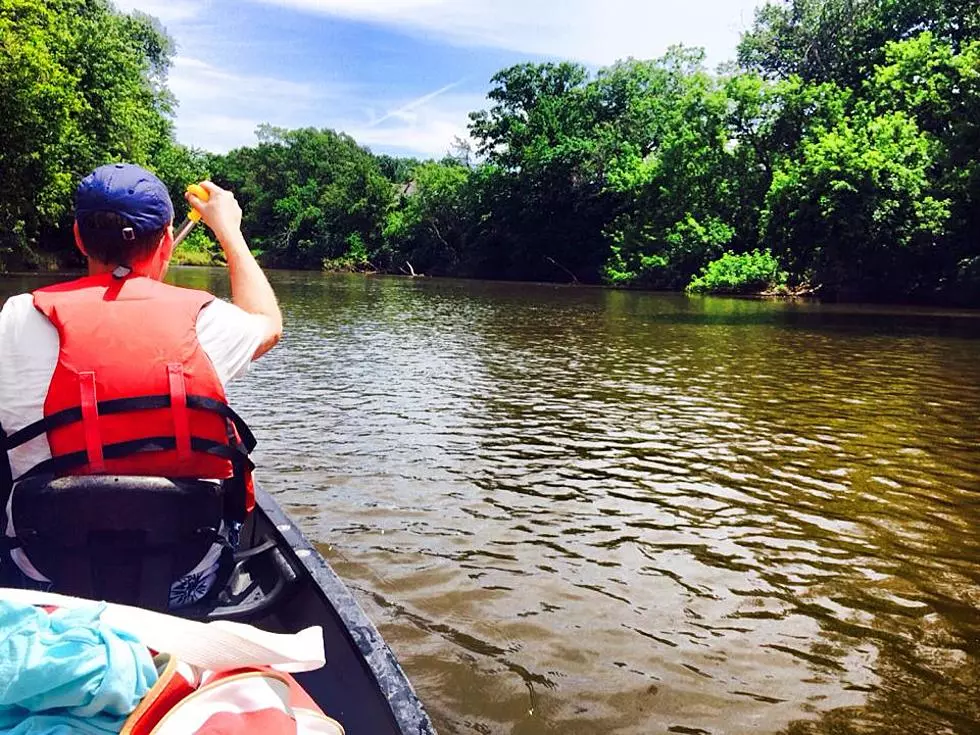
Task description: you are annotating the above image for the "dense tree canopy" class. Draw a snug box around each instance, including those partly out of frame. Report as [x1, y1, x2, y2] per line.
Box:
[0, 0, 203, 267]
[598, 51, 744, 288]
[1, 0, 978, 303]
[211, 125, 392, 269]
[367, 1, 979, 301]
[738, 0, 980, 86]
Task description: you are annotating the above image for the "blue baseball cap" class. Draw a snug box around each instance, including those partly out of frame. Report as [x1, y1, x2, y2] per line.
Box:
[75, 163, 174, 247]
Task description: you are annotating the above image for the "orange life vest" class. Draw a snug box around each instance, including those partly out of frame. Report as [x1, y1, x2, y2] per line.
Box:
[2, 273, 255, 519]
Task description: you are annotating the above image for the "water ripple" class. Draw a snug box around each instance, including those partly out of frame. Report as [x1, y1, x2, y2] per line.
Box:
[7, 270, 978, 735]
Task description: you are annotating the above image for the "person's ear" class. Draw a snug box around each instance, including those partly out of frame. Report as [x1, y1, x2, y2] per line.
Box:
[153, 225, 175, 279]
[73, 221, 89, 258]
[160, 224, 175, 261]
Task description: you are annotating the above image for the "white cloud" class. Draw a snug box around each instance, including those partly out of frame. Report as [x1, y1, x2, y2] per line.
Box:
[246, 0, 762, 67]
[176, 113, 265, 153]
[169, 56, 325, 106]
[345, 91, 485, 158]
[368, 80, 463, 127]
[166, 57, 339, 152]
[113, 0, 765, 156]
[164, 56, 474, 157]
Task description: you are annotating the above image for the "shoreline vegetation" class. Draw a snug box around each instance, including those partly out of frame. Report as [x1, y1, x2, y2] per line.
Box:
[2, 1, 978, 305]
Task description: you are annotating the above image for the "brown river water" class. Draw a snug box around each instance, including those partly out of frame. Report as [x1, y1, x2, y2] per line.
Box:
[3, 269, 980, 735]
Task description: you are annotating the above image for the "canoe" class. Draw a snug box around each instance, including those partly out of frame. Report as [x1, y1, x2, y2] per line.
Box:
[218, 484, 439, 735]
[5, 474, 436, 732]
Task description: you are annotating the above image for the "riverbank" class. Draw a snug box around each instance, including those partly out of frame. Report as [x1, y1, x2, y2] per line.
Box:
[317, 264, 977, 308]
[170, 247, 221, 267]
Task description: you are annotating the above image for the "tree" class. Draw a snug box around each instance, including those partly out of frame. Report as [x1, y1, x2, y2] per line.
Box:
[738, 0, 980, 87]
[869, 33, 980, 299]
[762, 107, 950, 297]
[383, 161, 478, 275]
[211, 127, 393, 269]
[598, 50, 743, 288]
[0, 0, 176, 268]
[467, 62, 615, 282]
[375, 154, 421, 183]
[755, 29, 979, 300]
[469, 62, 592, 170]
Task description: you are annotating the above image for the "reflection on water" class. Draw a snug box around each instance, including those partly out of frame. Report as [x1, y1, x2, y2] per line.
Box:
[3, 269, 980, 734]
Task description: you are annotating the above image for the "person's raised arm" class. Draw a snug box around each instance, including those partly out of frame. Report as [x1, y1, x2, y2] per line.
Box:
[185, 181, 282, 359]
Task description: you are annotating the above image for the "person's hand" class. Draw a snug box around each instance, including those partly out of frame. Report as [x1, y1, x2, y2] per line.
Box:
[185, 182, 281, 360]
[185, 181, 243, 247]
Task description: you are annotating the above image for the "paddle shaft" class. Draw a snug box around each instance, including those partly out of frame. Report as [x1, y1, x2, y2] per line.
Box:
[172, 183, 209, 246]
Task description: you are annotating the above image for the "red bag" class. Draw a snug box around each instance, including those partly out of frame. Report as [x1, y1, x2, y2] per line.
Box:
[123, 657, 343, 734]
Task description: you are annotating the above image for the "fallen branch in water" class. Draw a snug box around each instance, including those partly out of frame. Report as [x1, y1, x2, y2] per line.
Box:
[761, 281, 821, 298]
[545, 256, 579, 284]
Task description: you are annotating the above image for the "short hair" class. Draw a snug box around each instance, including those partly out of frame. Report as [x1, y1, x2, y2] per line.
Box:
[77, 210, 167, 265]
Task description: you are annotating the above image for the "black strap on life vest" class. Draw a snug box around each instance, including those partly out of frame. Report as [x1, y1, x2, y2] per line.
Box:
[0, 422, 12, 539]
[13, 436, 253, 484]
[222, 419, 251, 525]
[4, 395, 256, 454]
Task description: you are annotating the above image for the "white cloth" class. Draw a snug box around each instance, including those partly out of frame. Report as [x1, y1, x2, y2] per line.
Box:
[0, 288, 267, 584]
[0, 587, 326, 672]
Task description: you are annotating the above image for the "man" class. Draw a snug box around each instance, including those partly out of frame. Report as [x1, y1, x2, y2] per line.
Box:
[0, 163, 282, 607]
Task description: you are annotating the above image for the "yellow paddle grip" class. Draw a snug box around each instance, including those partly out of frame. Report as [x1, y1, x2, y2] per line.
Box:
[186, 183, 210, 223]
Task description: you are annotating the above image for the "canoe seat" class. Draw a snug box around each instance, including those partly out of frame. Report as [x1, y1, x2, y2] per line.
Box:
[9, 474, 223, 611]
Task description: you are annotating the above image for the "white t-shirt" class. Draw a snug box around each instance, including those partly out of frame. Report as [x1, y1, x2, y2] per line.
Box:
[0, 292, 266, 479]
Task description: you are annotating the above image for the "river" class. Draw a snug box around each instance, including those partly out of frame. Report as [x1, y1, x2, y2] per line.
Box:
[3, 268, 980, 735]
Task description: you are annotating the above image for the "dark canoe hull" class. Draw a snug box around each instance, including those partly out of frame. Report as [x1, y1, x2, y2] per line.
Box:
[241, 485, 436, 735]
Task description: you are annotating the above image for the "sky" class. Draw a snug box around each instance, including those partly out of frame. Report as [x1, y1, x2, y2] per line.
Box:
[113, 0, 764, 159]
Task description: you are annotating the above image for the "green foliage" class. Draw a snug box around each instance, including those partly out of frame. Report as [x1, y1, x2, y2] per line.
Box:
[738, 0, 980, 86]
[869, 33, 980, 297]
[211, 127, 393, 269]
[469, 62, 592, 170]
[0, 0, 177, 267]
[763, 108, 950, 295]
[687, 249, 787, 294]
[466, 61, 617, 281]
[597, 50, 743, 288]
[322, 232, 373, 272]
[756, 28, 980, 298]
[375, 154, 420, 183]
[382, 161, 477, 275]
[171, 227, 220, 266]
[734, 2, 979, 300]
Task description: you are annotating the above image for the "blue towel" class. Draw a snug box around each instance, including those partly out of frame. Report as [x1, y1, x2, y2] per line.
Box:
[0, 601, 158, 734]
